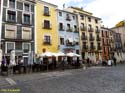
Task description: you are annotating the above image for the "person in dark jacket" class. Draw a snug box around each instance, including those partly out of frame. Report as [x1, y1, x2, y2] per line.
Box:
[113, 57, 117, 66]
[87, 57, 90, 67]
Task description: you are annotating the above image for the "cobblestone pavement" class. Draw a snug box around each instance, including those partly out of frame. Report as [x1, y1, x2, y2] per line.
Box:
[0, 65, 125, 93]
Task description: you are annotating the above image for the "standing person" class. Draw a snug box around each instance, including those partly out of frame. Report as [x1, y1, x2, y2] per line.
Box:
[87, 57, 90, 67]
[113, 57, 117, 66]
[61, 57, 65, 70]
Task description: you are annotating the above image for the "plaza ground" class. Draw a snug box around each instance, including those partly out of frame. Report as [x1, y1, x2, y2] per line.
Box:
[0, 64, 125, 93]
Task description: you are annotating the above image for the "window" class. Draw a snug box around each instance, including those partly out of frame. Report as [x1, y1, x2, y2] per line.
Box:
[60, 38, 64, 45]
[88, 24, 92, 31]
[9, 0, 15, 8]
[102, 39, 104, 45]
[95, 19, 98, 23]
[90, 33, 93, 38]
[67, 24, 70, 29]
[5, 25, 16, 39]
[75, 38, 79, 45]
[96, 26, 98, 31]
[72, 16, 75, 20]
[102, 30, 104, 37]
[66, 14, 71, 21]
[59, 12, 62, 16]
[74, 25, 77, 31]
[110, 32, 112, 36]
[82, 33, 85, 37]
[67, 24, 71, 31]
[59, 23, 64, 30]
[23, 43, 31, 53]
[97, 43, 101, 49]
[106, 31, 108, 37]
[24, 3, 30, 12]
[98, 43, 100, 47]
[81, 23, 84, 28]
[6, 42, 15, 53]
[23, 14, 30, 24]
[88, 17, 91, 22]
[90, 42, 94, 47]
[43, 20, 51, 29]
[44, 35, 51, 44]
[83, 42, 86, 46]
[76, 50, 79, 54]
[80, 15, 84, 20]
[22, 27, 31, 40]
[44, 6, 49, 16]
[81, 23, 85, 30]
[7, 10, 16, 22]
[103, 47, 106, 53]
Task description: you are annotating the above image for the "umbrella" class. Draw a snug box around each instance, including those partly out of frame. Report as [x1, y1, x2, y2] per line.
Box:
[40, 52, 54, 57]
[10, 50, 16, 66]
[57, 52, 65, 56]
[0, 49, 2, 66]
[28, 51, 34, 65]
[66, 52, 81, 57]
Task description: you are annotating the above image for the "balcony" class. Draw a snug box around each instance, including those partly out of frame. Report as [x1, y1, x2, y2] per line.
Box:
[7, 19, 16, 23]
[43, 11, 50, 16]
[59, 27, 65, 31]
[96, 29, 100, 33]
[66, 16, 71, 21]
[80, 26, 87, 31]
[43, 41, 52, 45]
[97, 46, 102, 50]
[89, 37, 95, 41]
[66, 43, 75, 46]
[106, 35, 109, 38]
[42, 24, 52, 30]
[110, 39, 114, 43]
[110, 47, 115, 52]
[103, 42, 110, 46]
[88, 28, 94, 32]
[116, 46, 122, 50]
[74, 28, 79, 33]
[81, 36, 87, 40]
[90, 46, 95, 50]
[96, 37, 101, 41]
[83, 45, 88, 49]
[66, 28, 73, 32]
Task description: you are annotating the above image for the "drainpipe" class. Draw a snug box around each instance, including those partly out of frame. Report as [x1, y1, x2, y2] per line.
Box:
[0, 0, 3, 49]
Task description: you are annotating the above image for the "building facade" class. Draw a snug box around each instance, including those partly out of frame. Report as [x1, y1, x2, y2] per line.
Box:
[112, 26, 125, 52]
[0, 0, 3, 44]
[1, 0, 35, 64]
[65, 7, 102, 62]
[57, 9, 80, 54]
[101, 27, 111, 60]
[113, 32, 123, 62]
[36, 0, 58, 54]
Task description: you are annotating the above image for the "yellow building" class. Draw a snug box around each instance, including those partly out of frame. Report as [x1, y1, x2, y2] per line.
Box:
[65, 7, 102, 62]
[36, 0, 58, 54]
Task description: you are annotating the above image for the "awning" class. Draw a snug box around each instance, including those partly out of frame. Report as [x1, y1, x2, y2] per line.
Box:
[68, 38, 73, 42]
[74, 38, 79, 42]
[23, 27, 31, 31]
[6, 24, 16, 31]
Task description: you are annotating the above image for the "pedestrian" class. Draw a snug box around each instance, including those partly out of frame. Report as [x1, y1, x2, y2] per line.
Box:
[87, 57, 90, 67]
[108, 58, 112, 66]
[61, 57, 65, 70]
[113, 57, 117, 66]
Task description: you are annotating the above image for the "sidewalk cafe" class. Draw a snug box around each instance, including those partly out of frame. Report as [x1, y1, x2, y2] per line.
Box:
[0, 50, 82, 76]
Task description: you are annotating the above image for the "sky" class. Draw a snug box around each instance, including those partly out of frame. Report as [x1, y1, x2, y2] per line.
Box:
[44, 0, 125, 28]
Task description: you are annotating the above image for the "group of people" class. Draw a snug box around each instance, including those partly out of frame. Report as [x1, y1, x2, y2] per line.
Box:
[102, 57, 117, 66]
[83, 56, 117, 67]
